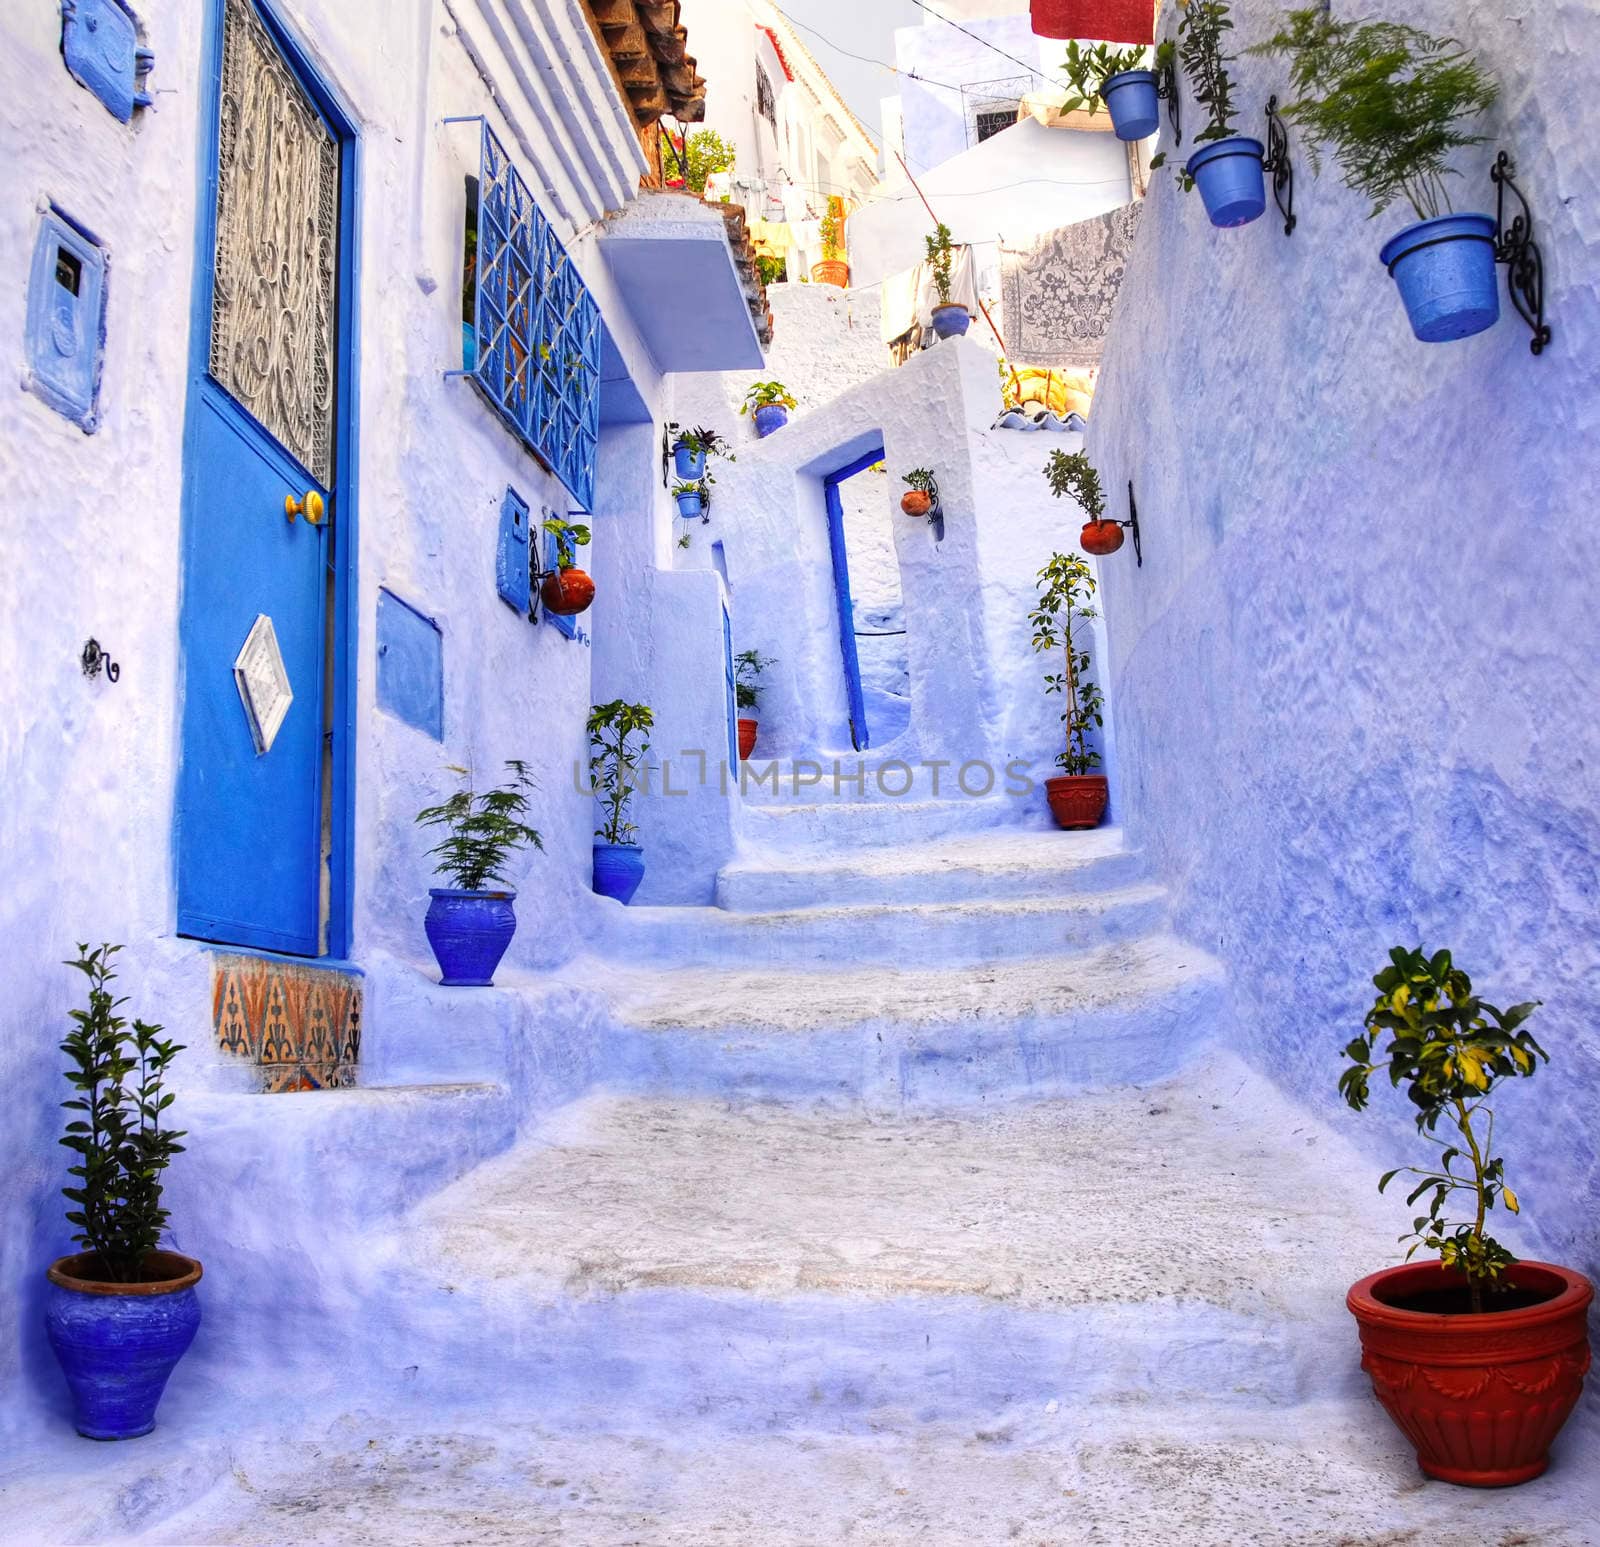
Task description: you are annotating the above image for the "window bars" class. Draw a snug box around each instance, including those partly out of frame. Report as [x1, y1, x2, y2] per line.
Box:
[447, 117, 602, 511]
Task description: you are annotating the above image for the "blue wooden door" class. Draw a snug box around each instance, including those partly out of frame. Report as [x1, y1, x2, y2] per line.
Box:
[823, 446, 884, 752]
[175, 0, 354, 956]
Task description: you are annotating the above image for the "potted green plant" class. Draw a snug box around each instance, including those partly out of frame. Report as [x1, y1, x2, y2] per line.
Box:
[1149, 2, 1264, 228]
[900, 468, 937, 518]
[589, 699, 654, 904]
[1340, 947, 1592, 1486]
[1252, 12, 1501, 342]
[734, 649, 776, 760]
[741, 381, 797, 438]
[1060, 39, 1158, 142]
[1029, 551, 1106, 829]
[416, 760, 543, 985]
[538, 516, 594, 616]
[1044, 448, 1123, 556]
[925, 223, 970, 339]
[45, 944, 200, 1440]
[672, 480, 706, 520]
[673, 426, 735, 482]
[812, 195, 849, 287]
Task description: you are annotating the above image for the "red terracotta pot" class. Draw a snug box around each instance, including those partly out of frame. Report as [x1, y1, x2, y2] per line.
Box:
[1348, 1260, 1593, 1487]
[737, 718, 758, 760]
[811, 259, 850, 288]
[540, 567, 595, 616]
[1045, 774, 1107, 829]
[1081, 519, 1125, 556]
[1030, 0, 1154, 44]
[901, 489, 932, 518]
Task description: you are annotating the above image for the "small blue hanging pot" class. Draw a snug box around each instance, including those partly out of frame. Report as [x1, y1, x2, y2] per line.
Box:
[673, 442, 706, 481]
[753, 404, 788, 437]
[1186, 137, 1266, 229]
[593, 843, 645, 904]
[675, 487, 704, 519]
[424, 888, 517, 986]
[1101, 69, 1160, 141]
[1378, 213, 1500, 343]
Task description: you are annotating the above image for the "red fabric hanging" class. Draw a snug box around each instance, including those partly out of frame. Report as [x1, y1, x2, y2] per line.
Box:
[1030, 0, 1155, 45]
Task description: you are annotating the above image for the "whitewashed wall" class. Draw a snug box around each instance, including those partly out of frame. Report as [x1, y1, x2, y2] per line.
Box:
[1089, 0, 1600, 1270]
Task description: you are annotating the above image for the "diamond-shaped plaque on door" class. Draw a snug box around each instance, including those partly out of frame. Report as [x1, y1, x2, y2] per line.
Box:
[233, 613, 293, 755]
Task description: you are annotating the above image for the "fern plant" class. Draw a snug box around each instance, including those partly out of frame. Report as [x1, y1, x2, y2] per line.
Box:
[1341, 947, 1544, 1312]
[1250, 12, 1498, 222]
[416, 761, 543, 891]
[59, 944, 186, 1284]
[1029, 553, 1104, 777]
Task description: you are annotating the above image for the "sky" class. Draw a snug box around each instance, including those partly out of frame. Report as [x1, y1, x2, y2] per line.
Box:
[765, 0, 926, 137]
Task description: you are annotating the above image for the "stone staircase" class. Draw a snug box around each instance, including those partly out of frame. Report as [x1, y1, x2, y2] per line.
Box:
[15, 813, 1598, 1545]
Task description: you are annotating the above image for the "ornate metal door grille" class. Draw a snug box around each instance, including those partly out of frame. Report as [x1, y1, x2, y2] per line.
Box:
[209, 0, 339, 486]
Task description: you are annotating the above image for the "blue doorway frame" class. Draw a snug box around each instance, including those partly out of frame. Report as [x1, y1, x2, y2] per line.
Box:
[823, 444, 886, 751]
[174, 0, 361, 958]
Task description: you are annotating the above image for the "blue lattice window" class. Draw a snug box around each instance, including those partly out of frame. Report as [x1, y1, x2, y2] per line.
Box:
[456, 119, 601, 510]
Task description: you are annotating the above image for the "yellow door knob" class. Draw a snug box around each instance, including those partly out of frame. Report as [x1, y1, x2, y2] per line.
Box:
[285, 490, 325, 526]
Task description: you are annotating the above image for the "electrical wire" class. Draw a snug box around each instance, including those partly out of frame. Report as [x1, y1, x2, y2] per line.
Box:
[765, 2, 966, 93]
[905, 0, 1071, 90]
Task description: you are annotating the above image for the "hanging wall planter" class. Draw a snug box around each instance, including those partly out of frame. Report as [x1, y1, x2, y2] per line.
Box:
[673, 483, 705, 519]
[672, 441, 706, 481]
[1080, 519, 1125, 557]
[753, 405, 787, 436]
[742, 382, 796, 439]
[540, 567, 595, 616]
[1379, 214, 1499, 343]
[1101, 69, 1160, 140]
[931, 304, 971, 340]
[1186, 137, 1267, 229]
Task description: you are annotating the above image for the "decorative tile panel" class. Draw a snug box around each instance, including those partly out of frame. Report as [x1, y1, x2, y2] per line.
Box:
[213, 952, 361, 1093]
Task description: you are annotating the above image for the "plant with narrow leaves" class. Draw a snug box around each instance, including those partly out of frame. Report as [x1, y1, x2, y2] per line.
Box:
[677, 426, 736, 463]
[59, 944, 186, 1284]
[1059, 40, 1150, 119]
[924, 223, 955, 306]
[1342, 946, 1545, 1312]
[416, 761, 543, 891]
[1030, 553, 1103, 776]
[902, 468, 936, 494]
[740, 381, 797, 414]
[1148, 3, 1239, 188]
[1250, 12, 1497, 223]
[541, 517, 590, 572]
[734, 649, 777, 712]
[1043, 448, 1107, 522]
[589, 700, 655, 845]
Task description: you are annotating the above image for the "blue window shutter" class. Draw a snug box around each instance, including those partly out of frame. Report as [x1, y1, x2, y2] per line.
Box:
[496, 486, 531, 612]
[25, 208, 107, 431]
[469, 122, 601, 510]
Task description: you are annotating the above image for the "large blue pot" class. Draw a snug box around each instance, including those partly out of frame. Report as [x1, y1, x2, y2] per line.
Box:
[672, 443, 706, 480]
[931, 304, 971, 339]
[752, 404, 788, 437]
[593, 842, 645, 904]
[675, 488, 704, 519]
[1101, 69, 1159, 141]
[1186, 137, 1266, 229]
[425, 887, 517, 986]
[1379, 213, 1500, 343]
[45, 1251, 202, 1440]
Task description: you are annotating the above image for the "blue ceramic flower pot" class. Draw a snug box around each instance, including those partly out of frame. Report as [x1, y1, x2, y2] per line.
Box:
[593, 842, 645, 904]
[45, 1251, 202, 1440]
[1379, 213, 1500, 343]
[424, 888, 517, 986]
[675, 489, 704, 519]
[931, 304, 971, 339]
[1186, 137, 1266, 229]
[673, 443, 706, 480]
[753, 404, 788, 437]
[1101, 69, 1159, 141]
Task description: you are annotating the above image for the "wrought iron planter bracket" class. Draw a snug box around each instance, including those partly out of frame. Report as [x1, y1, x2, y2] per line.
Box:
[1263, 97, 1296, 237]
[661, 420, 680, 489]
[914, 472, 945, 543]
[1157, 62, 1182, 146]
[1492, 152, 1551, 356]
[1122, 483, 1143, 568]
[81, 637, 119, 683]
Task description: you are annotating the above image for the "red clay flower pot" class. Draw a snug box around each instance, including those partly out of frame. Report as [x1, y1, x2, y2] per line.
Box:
[1348, 1260, 1593, 1487]
[737, 718, 758, 760]
[540, 566, 595, 616]
[1045, 774, 1107, 829]
[901, 489, 932, 518]
[1080, 519, 1125, 556]
[811, 259, 850, 288]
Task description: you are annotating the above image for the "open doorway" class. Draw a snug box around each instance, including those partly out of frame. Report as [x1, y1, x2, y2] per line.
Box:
[822, 446, 909, 751]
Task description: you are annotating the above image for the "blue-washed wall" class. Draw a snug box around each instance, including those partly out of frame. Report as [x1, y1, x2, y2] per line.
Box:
[1090, 0, 1600, 1275]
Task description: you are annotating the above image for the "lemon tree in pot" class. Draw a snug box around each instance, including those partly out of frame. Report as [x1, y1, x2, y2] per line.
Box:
[1341, 947, 1593, 1486]
[1030, 551, 1106, 830]
[46, 944, 200, 1440]
[418, 761, 543, 986]
[925, 223, 970, 340]
[1252, 13, 1500, 343]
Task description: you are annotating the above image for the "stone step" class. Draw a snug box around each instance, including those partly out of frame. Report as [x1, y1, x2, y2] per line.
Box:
[717, 827, 1143, 911]
[582, 934, 1226, 1106]
[739, 795, 1037, 855]
[587, 883, 1169, 970]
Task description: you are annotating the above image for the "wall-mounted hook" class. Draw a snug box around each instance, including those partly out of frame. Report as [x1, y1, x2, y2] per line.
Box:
[1264, 96, 1297, 237]
[1492, 153, 1551, 355]
[81, 637, 119, 682]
